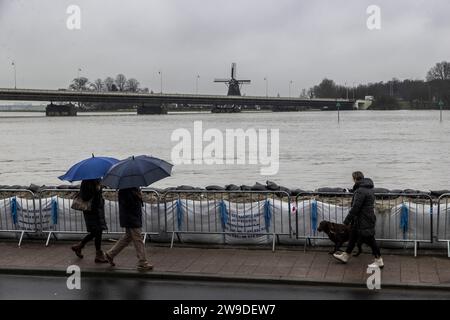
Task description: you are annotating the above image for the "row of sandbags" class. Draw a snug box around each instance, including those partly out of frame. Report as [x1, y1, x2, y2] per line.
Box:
[1, 182, 450, 198]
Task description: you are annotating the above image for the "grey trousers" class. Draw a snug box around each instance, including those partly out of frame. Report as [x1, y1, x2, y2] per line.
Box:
[107, 228, 148, 266]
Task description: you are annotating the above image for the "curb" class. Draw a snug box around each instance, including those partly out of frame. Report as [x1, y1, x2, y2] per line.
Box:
[1, 267, 450, 292]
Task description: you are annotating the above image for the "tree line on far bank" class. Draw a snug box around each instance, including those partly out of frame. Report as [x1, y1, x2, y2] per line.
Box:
[68, 74, 151, 110]
[301, 61, 450, 109]
[69, 74, 150, 93]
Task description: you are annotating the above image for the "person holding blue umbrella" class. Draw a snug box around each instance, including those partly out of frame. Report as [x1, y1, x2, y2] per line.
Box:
[59, 154, 119, 263]
[102, 155, 173, 272]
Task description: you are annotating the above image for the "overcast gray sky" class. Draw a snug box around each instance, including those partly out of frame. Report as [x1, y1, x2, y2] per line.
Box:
[0, 0, 449, 96]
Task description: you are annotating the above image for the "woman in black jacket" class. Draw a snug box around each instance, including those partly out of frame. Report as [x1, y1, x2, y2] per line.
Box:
[71, 179, 108, 263]
[333, 171, 384, 268]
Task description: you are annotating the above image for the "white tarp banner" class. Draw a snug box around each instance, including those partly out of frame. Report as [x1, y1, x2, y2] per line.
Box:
[165, 199, 224, 243]
[0, 197, 47, 232]
[437, 203, 450, 241]
[223, 200, 272, 245]
[0, 197, 14, 230]
[295, 200, 350, 239]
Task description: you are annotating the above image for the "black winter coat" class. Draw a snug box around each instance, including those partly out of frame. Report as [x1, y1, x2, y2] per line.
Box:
[118, 188, 144, 228]
[81, 188, 107, 233]
[344, 178, 376, 237]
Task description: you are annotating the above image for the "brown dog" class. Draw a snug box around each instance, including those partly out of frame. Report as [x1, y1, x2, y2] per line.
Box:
[317, 220, 362, 255]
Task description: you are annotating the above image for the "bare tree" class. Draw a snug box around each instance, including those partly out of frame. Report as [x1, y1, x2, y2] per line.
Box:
[104, 77, 115, 91]
[300, 88, 308, 98]
[125, 78, 140, 92]
[426, 61, 450, 81]
[69, 77, 89, 91]
[90, 78, 104, 91]
[115, 74, 127, 91]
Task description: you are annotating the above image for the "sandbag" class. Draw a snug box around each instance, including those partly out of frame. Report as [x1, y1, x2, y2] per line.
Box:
[430, 190, 450, 197]
[278, 186, 291, 194]
[205, 185, 225, 191]
[176, 185, 196, 190]
[225, 184, 240, 191]
[266, 180, 279, 191]
[251, 182, 267, 191]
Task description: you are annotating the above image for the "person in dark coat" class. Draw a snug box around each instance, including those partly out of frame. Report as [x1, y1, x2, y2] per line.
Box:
[333, 171, 384, 268]
[105, 187, 152, 271]
[71, 179, 108, 263]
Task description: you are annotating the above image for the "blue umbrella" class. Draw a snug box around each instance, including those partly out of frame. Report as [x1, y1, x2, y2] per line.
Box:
[58, 154, 120, 182]
[102, 155, 173, 189]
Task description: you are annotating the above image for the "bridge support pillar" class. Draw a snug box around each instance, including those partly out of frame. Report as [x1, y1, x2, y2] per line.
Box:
[137, 103, 167, 115]
[45, 103, 77, 116]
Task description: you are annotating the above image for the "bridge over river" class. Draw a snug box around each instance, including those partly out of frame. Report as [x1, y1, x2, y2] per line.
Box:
[0, 88, 355, 116]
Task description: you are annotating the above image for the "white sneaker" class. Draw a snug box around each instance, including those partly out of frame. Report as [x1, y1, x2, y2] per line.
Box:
[368, 257, 384, 269]
[333, 252, 350, 263]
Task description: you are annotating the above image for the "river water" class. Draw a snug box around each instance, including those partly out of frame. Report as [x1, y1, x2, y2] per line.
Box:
[0, 110, 449, 190]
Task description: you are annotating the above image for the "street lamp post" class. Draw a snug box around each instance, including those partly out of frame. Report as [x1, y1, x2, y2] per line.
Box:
[158, 71, 163, 93]
[264, 77, 268, 97]
[289, 80, 293, 98]
[11, 61, 16, 89]
[439, 100, 444, 122]
[196, 75, 200, 94]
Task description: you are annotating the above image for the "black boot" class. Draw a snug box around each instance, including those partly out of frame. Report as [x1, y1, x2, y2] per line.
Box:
[71, 242, 84, 259]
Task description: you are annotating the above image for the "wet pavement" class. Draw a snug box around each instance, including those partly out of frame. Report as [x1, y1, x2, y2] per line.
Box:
[2, 274, 450, 300]
[1, 241, 450, 295]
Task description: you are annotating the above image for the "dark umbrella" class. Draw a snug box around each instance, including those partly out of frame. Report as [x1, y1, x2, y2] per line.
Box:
[102, 155, 173, 189]
[58, 154, 120, 182]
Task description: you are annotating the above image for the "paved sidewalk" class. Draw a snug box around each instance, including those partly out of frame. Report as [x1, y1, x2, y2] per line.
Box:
[1, 241, 450, 289]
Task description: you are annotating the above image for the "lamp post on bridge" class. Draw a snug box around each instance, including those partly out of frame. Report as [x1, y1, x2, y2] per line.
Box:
[264, 77, 268, 97]
[195, 75, 200, 94]
[289, 80, 293, 98]
[158, 70, 163, 94]
[11, 61, 16, 89]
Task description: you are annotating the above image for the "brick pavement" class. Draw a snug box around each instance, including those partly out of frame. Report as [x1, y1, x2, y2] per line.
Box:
[1, 241, 450, 288]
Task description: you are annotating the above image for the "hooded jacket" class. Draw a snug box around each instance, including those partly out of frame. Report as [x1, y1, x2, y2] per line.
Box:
[344, 178, 376, 236]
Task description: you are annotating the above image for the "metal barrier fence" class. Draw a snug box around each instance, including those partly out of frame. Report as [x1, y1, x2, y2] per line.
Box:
[162, 190, 292, 251]
[295, 192, 433, 256]
[39, 189, 161, 246]
[0, 189, 39, 246]
[0, 189, 438, 256]
[437, 193, 450, 257]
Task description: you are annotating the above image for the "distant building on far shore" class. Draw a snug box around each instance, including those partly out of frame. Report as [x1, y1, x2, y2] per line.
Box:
[0, 103, 46, 112]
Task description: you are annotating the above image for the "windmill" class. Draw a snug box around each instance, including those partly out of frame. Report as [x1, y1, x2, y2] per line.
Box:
[214, 63, 251, 96]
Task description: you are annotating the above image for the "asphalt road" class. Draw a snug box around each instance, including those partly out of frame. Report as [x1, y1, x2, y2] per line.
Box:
[0, 274, 449, 300]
